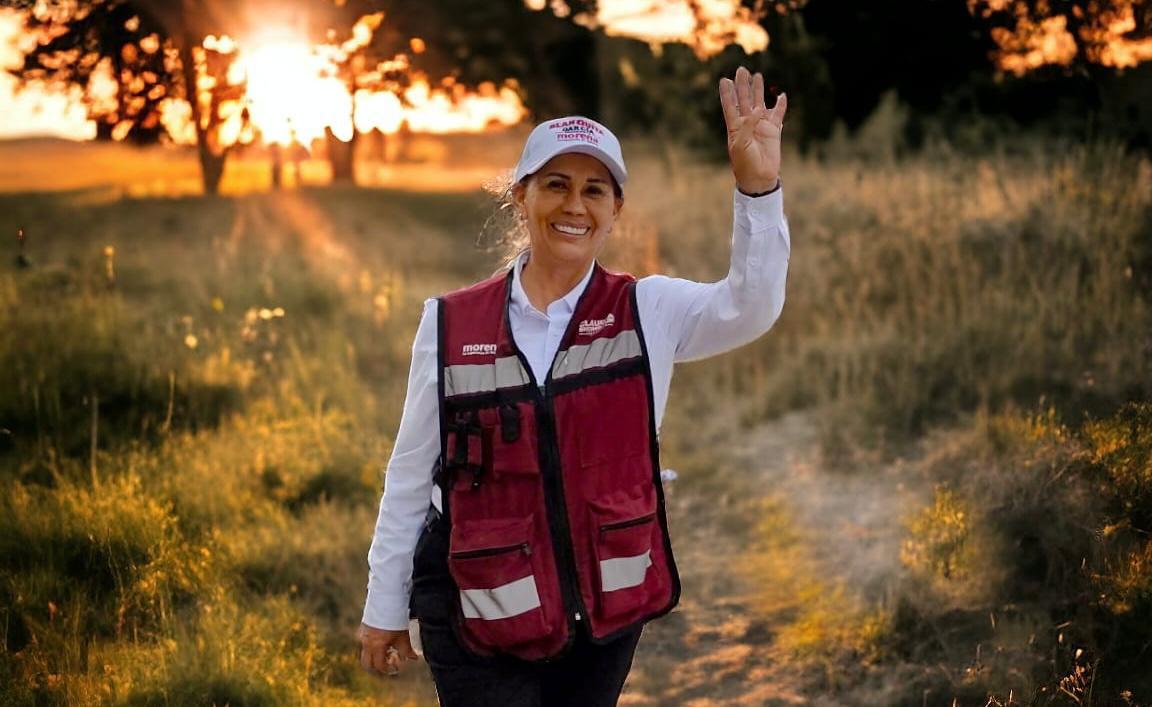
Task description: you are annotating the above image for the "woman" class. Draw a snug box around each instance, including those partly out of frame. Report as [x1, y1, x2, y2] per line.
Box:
[358, 66, 789, 706]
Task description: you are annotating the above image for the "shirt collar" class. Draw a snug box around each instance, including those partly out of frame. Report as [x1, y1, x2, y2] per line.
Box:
[510, 249, 596, 318]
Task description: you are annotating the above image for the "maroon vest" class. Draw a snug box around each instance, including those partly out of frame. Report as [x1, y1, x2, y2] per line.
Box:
[436, 262, 681, 661]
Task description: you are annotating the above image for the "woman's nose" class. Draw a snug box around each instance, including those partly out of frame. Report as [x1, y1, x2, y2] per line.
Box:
[562, 188, 587, 214]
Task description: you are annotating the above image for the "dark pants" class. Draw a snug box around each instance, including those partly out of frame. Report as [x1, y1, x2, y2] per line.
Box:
[410, 505, 644, 707]
[419, 615, 642, 707]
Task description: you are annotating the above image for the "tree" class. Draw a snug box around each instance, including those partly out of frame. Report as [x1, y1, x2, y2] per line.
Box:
[369, 0, 598, 118]
[16, 1, 178, 144]
[970, 0, 1152, 75]
[14, 0, 249, 194]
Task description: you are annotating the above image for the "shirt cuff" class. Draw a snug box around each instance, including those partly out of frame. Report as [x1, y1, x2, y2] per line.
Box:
[361, 586, 411, 631]
[733, 185, 785, 236]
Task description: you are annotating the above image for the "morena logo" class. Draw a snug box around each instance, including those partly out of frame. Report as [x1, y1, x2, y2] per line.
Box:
[548, 118, 603, 145]
[461, 343, 498, 357]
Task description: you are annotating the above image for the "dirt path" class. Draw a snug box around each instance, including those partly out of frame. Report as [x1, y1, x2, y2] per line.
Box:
[620, 412, 819, 706]
[226, 191, 352, 267]
[621, 411, 920, 706]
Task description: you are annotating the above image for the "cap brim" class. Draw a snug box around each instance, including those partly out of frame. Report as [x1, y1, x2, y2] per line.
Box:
[518, 143, 627, 187]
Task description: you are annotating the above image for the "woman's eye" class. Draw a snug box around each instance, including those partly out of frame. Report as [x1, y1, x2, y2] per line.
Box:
[547, 180, 566, 190]
[585, 186, 606, 197]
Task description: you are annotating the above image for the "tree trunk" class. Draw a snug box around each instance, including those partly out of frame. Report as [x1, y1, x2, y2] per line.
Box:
[326, 127, 356, 185]
[178, 36, 227, 196]
[198, 146, 226, 195]
[270, 143, 283, 190]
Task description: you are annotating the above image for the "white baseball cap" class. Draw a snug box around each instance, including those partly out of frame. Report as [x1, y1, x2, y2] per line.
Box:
[513, 116, 627, 187]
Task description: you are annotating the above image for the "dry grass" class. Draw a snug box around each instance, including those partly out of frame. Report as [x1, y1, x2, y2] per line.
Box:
[0, 127, 1149, 705]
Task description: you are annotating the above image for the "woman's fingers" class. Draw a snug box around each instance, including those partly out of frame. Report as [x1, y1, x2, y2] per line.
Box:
[735, 66, 753, 116]
[752, 71, 765, 112]
[358, 625, 417, 676]
[385, 646, 402, 676]
[718, 77, 740, 130]
[360, 641, 389, 674]
[770, 92, 788, 128]
[395, 631, 420, 661]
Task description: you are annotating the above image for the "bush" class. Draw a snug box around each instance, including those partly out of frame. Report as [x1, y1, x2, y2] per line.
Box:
[886, 403, 1152, 702]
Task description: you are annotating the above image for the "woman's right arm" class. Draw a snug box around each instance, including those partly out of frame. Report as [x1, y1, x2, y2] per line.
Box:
[362, 298, 441, 632]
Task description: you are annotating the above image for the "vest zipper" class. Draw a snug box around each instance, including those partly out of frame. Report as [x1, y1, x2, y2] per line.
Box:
[599, 512, 657, 536]
[500, 267, 597, 635]
[536, 388, 591, 626]
[451, 542, 531, 560]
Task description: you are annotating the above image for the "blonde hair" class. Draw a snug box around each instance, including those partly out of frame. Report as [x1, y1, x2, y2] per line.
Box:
[478, 170, 530, 273]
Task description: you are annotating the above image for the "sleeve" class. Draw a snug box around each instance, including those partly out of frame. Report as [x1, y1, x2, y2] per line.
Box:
[637, 187, 790, 363]
[361, 298, 441, 630]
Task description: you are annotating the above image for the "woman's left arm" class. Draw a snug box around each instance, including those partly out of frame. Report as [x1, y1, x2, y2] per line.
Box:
[638, 187, 789, 362]
[637, 66, 790, 362]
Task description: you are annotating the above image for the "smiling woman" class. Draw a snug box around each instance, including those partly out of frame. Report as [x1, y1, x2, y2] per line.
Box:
[511, 152, 624, 309]
[358, 67, 790, 707]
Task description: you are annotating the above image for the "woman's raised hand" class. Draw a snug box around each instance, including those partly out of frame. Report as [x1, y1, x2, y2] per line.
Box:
[719, 66, 787, 194]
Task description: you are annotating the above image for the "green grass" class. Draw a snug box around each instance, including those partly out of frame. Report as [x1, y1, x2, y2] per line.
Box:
[0, 133, 1149, 705]
[0, 185, 464, 705]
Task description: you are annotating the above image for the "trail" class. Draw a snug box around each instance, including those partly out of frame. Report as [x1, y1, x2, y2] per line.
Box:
[622, 411, 920, 706]
[226, 191, 351, 267]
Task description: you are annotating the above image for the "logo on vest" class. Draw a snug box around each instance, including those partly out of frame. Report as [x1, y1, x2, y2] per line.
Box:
[577, 313, 615, 337]
[462, 343, 498, 357]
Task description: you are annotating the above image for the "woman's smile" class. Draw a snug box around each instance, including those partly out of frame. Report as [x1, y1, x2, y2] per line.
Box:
[550, 222, 591, 237]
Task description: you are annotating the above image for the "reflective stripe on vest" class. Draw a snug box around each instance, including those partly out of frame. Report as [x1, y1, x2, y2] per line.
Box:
[551, 330, 642, 381]
[600, 550, 652, 592]
[460, 575, 541, 620]
[445, 355, 530, 397]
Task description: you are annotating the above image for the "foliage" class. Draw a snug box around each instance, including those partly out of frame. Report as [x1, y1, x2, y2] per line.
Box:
[970, 0, 1152, 74]
[884, 404, 1152, 703]
[15, 0, 178, 144]
[900, 487, 973, 584]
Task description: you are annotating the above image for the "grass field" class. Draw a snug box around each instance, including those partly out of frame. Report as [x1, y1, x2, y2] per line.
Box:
[1, 133, 1150, 705]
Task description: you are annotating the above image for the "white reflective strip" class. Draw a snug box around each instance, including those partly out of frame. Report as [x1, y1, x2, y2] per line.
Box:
[445, 356, 530, 396]
[460, 575, 541, 620]
[600, 550, 652, 592]
[552, 330, 642, 380]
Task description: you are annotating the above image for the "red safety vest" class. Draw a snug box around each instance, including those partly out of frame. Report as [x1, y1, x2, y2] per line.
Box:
[436, 262, 681, 661]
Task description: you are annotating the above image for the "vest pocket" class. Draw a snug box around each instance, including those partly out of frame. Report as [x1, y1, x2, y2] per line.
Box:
[448, 514, 552, 649]
[478, 403, 539, 477]
[589, 486, 658, 619]
[573, 378, 649, 468]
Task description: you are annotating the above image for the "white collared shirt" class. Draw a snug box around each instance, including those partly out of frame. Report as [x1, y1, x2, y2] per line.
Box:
[363, 188, 790, 630]
[508, 247, 596, 385]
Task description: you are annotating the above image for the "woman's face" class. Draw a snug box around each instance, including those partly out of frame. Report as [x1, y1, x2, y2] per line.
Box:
[513, 152, 623, 271]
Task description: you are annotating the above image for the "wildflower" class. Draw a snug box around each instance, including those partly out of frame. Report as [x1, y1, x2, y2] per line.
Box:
[104, 245, 116, 284]
[15, 227, 31, 268]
